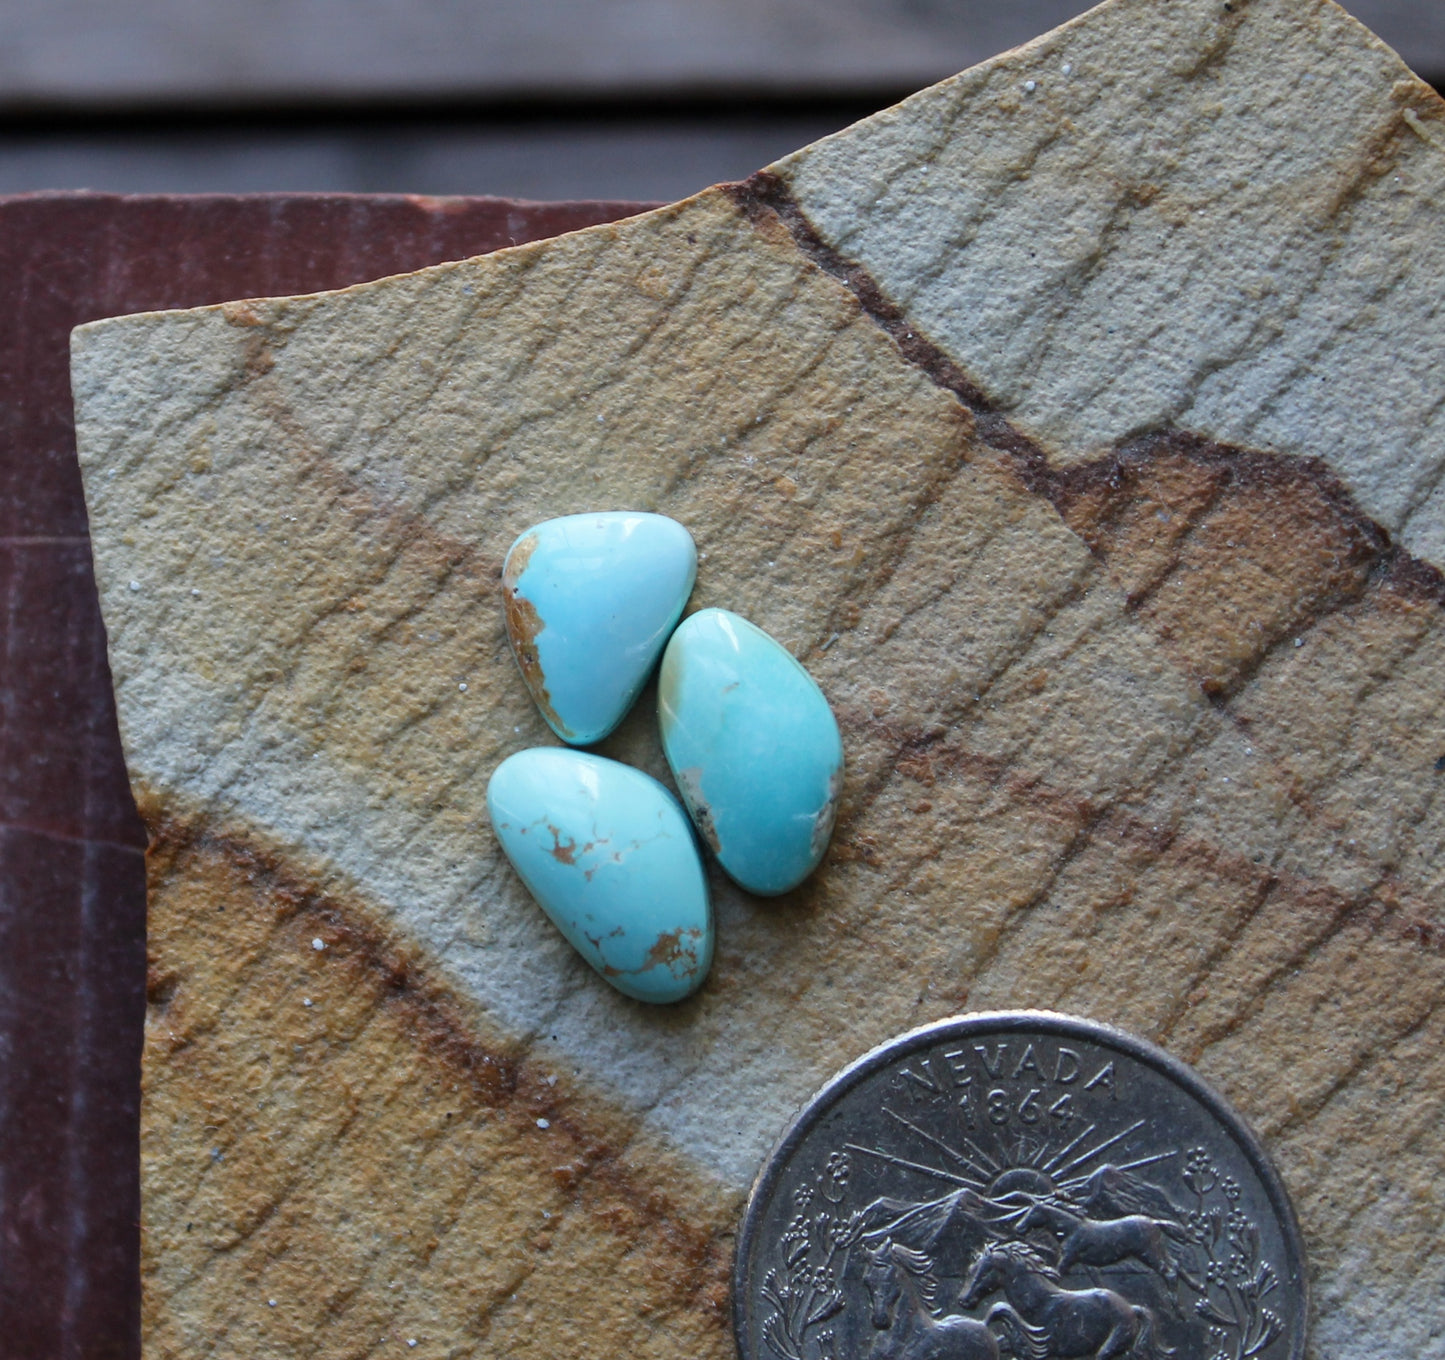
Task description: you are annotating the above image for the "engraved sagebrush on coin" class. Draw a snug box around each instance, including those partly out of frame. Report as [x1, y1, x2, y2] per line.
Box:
[735, 1013, 1307, 1360]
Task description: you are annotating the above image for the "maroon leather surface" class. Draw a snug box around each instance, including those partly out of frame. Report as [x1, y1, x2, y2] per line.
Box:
[0, 192, 652, 1357]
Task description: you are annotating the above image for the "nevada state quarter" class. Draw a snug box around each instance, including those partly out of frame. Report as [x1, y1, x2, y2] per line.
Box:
[735, 1012, 1306, 1360]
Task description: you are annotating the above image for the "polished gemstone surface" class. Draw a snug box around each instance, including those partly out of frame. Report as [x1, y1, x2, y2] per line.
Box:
[502, 512, 696, 746]
[487, 746, 712, 1003]
[659, 608, 843, 896]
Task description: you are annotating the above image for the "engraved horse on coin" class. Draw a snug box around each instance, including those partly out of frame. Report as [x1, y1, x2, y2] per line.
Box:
[958, 1240, 1172, 1360]
[862, 1237, 1039, 1360]
[1010, 1196, 1184, 1284]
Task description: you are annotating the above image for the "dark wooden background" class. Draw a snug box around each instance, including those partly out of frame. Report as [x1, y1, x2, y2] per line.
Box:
[0, 1, 1438, 1353]
[0, 0, 1439, 201]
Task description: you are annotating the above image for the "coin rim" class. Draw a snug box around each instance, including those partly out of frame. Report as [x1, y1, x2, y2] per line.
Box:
[732, 1009, 1309, 1360]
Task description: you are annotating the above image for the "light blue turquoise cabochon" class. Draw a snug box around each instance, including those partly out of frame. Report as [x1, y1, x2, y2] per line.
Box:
[486, 747, 712, 1004]
[502, 512, 696, 746]
[659, 608, 844, 896]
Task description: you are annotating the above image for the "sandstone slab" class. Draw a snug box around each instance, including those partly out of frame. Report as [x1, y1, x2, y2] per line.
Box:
[72, 3, 1445, 1356]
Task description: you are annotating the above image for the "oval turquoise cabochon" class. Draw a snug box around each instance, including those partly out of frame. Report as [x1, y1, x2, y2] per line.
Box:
[487, 747, 713, 1004]
[659, 609, 844, 896]
[502, 512, 696, 746]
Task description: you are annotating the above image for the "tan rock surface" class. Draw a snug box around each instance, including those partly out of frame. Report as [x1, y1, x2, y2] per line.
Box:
[72, 1, 1444, 1355]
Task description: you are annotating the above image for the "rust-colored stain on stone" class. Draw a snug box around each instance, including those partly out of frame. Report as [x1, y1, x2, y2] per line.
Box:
[502, 532, 567, 738]
[1051, 435, 1406, 697]
[219, 300, 268, 328]
[643, 927, 705, 977]
[545, 823, 580, 865]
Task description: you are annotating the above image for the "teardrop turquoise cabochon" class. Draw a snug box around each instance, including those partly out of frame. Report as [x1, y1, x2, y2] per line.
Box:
[502, 512, 696, 746]
[659, 609, 844, 896]
[487, 748, 713, 1004]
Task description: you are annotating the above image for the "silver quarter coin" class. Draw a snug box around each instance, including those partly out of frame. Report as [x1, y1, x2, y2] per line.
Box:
[735, 1012, 1307, 1360]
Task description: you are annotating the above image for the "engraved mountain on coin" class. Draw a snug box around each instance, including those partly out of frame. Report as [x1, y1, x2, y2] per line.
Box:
[736, 1015, 1305, 1360]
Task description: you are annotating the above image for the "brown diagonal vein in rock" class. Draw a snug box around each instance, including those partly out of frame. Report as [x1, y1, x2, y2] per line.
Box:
[724, 173, 1445, 703]
[824, 551, 1102, 845]
[848, 711, 1443, 965]
[1272, 970, 1445, 1140]
[141, 801, 734, 1358]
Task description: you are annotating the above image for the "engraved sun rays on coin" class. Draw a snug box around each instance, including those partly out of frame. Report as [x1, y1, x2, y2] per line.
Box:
[736, 1015, 1306, 1360]
[854, 1095, 1178, 1208]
